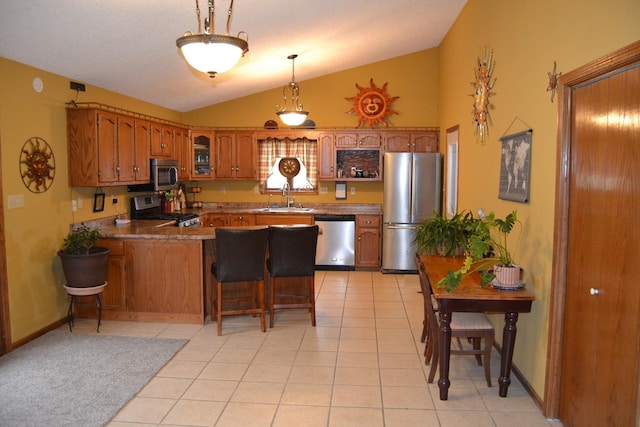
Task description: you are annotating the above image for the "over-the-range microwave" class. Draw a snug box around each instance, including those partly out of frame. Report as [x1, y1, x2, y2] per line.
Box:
[127, 158, 178, 193]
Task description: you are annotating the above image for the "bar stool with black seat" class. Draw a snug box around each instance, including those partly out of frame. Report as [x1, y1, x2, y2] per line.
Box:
[211, 227, 269, 336]
[267, 224, 319, 328]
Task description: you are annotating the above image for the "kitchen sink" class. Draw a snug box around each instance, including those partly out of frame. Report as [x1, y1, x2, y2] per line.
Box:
[259, 207, 314, 213]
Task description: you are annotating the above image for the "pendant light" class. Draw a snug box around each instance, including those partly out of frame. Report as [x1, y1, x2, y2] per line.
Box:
[276, 54, 309, 126]
[176, 0, 249, 78]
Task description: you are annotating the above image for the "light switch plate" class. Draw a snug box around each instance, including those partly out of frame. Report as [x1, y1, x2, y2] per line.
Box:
[8, 194, 25, 209]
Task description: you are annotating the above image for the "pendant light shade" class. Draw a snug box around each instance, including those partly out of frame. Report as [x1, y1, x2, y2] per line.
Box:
[276, 54, 309, 126]
[176, 0, 248, 78]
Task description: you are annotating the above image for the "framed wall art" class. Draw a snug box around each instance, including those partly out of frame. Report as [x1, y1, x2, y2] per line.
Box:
[93, 190, 105, 212]
[498, 130, 532, 203]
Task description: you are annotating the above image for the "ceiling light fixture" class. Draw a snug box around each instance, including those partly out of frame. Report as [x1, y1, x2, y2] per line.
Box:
[176, 0, 249, 78]
[276, 54, 309, 127]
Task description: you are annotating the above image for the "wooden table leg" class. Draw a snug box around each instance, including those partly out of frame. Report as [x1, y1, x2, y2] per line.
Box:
[498, 311, 519, 397]
[438, 310, 452, 400]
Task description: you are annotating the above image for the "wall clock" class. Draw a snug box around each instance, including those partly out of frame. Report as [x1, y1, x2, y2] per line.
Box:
[470, 48, 497, 142]
[279, 157, 301, 178]
[345, 78, 399, 128]
[20, 136, 55, 193]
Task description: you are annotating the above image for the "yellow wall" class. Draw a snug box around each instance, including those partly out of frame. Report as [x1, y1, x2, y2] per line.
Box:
[438, 0, 640, 399]
[0, 58, 183, 341]
[1, 0, 639, 403]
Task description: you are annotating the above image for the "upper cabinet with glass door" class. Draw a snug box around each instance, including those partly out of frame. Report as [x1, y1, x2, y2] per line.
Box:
[191, 130, 214, 179]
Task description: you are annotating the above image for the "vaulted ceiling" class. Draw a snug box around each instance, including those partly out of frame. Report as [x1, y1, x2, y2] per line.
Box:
[0, 0, 466, 112]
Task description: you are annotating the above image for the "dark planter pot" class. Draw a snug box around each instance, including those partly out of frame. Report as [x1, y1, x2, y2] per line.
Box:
[58, 247, 110, 288]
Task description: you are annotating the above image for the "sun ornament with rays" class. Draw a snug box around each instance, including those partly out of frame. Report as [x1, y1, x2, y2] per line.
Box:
[345, 79, 399, 128]
[470, 48, 497, 143]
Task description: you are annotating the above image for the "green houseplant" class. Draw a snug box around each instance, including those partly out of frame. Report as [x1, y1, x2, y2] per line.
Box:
[414, 210, 478, 256]
[437, 210, 521, 292]
[58, 224, 110, 288]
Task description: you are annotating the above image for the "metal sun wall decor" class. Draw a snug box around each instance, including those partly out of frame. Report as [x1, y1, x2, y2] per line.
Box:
[470, 48, 497, 143]
[547, 61, 562, 103]
[345, 78, 399, 128]
[20, 136, 55, 193]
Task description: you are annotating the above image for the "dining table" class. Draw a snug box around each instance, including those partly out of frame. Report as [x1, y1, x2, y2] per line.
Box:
[418, 255, 535, 400]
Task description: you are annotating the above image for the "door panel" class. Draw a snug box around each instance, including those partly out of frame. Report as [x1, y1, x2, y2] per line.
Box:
[559, 64, 640, 427]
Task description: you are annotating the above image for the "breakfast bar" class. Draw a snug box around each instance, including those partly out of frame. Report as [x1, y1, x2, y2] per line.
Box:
[418, 254, 535, 400]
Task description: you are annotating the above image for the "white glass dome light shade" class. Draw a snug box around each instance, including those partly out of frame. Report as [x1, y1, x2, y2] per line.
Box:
[277, 111, 308, 127]
[177, 34, 248, 76]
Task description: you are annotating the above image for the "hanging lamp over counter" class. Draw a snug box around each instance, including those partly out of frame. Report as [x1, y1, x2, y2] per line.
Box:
[176, 0, 249, 78]
[276, 54, 309, 126]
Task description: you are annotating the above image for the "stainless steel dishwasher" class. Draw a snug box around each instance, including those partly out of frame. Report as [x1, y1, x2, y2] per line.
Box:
[314, 214, 356, 270]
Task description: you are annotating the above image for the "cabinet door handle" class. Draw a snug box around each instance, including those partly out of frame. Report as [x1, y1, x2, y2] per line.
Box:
[589, 288, 601, 296]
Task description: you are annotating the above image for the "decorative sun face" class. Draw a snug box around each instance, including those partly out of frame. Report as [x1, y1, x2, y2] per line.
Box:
[346, 79, 399, 128]
[20, 137, 55, 193]
[470, 48, 497, 143]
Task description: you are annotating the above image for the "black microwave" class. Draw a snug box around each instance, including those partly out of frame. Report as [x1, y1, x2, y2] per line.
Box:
[127, 159, 178, 193]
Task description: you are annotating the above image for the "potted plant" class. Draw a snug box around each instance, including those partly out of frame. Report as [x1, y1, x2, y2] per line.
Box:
[437, 210, 521, 292]
[414, 210, 478, 256]
[58, 223, 110, 288]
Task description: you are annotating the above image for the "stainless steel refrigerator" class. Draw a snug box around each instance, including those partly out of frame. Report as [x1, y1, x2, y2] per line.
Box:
[382, 152, 442, 272]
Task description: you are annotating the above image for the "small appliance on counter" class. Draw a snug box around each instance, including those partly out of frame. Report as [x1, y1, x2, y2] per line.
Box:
[130, 194, 200, 227]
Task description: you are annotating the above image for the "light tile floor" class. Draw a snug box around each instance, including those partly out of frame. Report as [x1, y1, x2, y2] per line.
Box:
[67, 270, 562, 427]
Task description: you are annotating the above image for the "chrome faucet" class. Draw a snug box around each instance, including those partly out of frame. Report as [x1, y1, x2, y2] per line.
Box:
[282, 182, 293, 207]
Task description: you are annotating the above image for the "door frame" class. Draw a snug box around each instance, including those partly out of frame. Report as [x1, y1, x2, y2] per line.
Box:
[544, 40, 640, 418]
[0, 130, 11, 355]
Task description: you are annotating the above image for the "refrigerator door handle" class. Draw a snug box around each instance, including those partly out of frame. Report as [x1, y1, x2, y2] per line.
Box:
[386, 224, 417, 230]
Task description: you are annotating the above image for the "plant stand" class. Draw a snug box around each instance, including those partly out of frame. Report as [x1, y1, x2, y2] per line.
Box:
[64, 282, 107, 333]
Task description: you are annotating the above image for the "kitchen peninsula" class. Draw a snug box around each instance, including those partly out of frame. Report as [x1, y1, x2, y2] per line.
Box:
[76, 203, 381, 325]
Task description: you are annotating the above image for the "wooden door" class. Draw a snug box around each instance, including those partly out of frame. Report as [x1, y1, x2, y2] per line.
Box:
[557, 59, 640, 425]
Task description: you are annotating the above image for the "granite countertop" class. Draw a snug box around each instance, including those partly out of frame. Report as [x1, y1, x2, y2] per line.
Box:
[88, 203, 382, 241]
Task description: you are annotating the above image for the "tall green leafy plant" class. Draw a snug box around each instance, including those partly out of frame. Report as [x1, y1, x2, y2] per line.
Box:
[437, 210, 521, 292]
[414, 210, 478, 256]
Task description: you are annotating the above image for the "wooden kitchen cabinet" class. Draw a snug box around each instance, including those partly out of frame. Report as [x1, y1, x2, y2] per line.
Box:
[318, 132, 336, 180]
[228, 214, 255, 226]
[215, 131, 257, 180]
[385, 130, 439, 153]
[356, 215, 381, 269]
[335, 131, 382, 148]
[255, 214, 314, 226]
[200, 213, 229, 227]
[150, 123, 175, 158]
[67, 108, 150, 187]
[191, 130, 214, 179]
[74, 238, 126, 318]
[175, 126, 191, 181]
[329, 131, 383, 181]
[124, 239, 204, 321]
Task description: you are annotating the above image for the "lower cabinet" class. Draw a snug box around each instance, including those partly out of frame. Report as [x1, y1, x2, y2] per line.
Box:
[200, 213, 229, 227]
[255, 214, 313, 225]
[77, 238, 206, 323]
[356, 215, 381, 269]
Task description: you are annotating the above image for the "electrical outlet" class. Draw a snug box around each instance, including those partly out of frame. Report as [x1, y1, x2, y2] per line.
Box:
[71, 200, 78, 212]
[350, 187, 356, 195]
[112, 197, 118, 204]
[77, 197, 83, 209]
[320, 186, 328, 195]
[220, 186, 226, 194]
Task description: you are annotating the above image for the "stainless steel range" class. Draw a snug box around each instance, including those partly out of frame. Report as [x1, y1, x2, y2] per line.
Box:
[130, 194, 201, 227]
